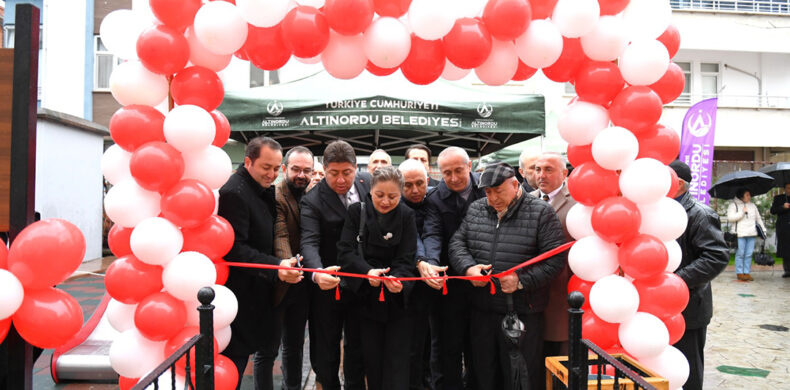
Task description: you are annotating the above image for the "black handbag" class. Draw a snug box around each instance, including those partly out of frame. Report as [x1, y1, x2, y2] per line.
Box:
[754, 242, 774, 266]
[756, 223, 766, 240]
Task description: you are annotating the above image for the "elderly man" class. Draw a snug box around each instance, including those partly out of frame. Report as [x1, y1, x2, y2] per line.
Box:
[669, 160, 728, 390]
[308, 161, 324, 192]
[367, 149, 392, 174]
[449, 162, 565, 390]
[518, 150, 540, 192]
[423, 146, 486, 390]
[405, 144, 440, 187]
[531, 153, 576, 357]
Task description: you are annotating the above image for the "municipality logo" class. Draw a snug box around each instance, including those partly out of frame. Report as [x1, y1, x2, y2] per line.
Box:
[477, 103, 493, 118]
[687, 108, 712, 138]
[267, 101, 284, 117]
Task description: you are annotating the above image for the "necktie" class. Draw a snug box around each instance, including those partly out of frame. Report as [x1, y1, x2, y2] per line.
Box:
[542, 194, 550, 202]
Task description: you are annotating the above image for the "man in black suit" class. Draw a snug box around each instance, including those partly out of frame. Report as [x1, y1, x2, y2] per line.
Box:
[770, 183, 790, 277]
[300, 140, 370, 390]
[405, 144, 440, 187]
[217, 137, 303, 389]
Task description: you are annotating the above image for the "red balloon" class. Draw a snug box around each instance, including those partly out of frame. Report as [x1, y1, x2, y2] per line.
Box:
[0, 241, 8, 269]
[234, 48, 249, 62]
[482, 0, 532, 41]
[211, 110, 231, 148]
[582, 312, 619, 349]
[166, 326, 220, 374]
[530, 0, 558, 19]
[129, 142, 185, 193]
[0, 318, 10, 343]
[12, 287, 83, 348]
[245, 24, 293, 71]
[567, 143, 593, 168]
[567, 275, 593, 311]
[161, 179, 216, 228]
[619, 234, 669, 280]
[401, 35, 445, 85]
[182, 215, 235, 260]
[443, 18, 493, 70]
[542, 37, 587, 83]
[657, 24, 681, 59]
[171, 66, 225, 111]
[609, 86, 663, 131]
[8, 219, 86, 290]
[135, 292, 187, 341]
[566, 161, 620, 206]
[667, 166, 679, 198]
[108, 224, 133, 258]
[325, 0, 375, 36]
[136, 25, 190, 75]
[574, 61, 625, 106]
[109, 105, 166, 152]
[215, 355, 240, 390]
[149, 0, 202, 31]
[214, 258, 230, 285]
[373, 0, 411, 17]
[649, 62, 685, 105]
[664, 313, 686, 345]
[512, 60, 537, 81]
[366, 61, 398, 76]
[281, 6, 330, 59]
[591, 196, 641, 244]
[633, 272, 689, 319]
[636, 124, 681, 165]
[119, 376, 139, 390]
[105, 255, 164, 304]
[599, 0, 630, 15]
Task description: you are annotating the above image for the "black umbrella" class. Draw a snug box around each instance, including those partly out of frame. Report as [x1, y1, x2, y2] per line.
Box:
[708, 170, 775, 199]
[502, 295, 529, 390]
[759, 162, 790, 187]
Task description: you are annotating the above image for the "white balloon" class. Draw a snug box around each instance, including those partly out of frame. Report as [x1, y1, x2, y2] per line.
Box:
[99, 9, 149, 60]
[101, 144, 132, 185]
[106, 299, 137, 332]
[409, 0, 455, 41]
[144, 370, 185, 390]
[592, 126, 639, 171]
[638, 198, 689, 241]
[619, 40, 670, 86]
[298, 0, 325, 7]
[581, 15, 629, 62]
[515, 20, 563, 69]
[322, 32, 368, 80]
[182, 146, 233, 190]
[185, 284, 238, 330]
[552, 0, 600, 38]
[109, 61, 169, 107]
[558, 101, 610, 146]
[130, 217, 183, 266]
[619, 158, 671, 205]
[639, 346, 690, 390]
[213, 189, 220, 215]
[109, 329, 166, 378]
[364, 17, 411, 69]
[163, 105, 216, 153]
[475, 39, 518, 86]
[442, 59, 471, 81]
[216, 325, 232, 353]
[162, 252, 217, 301]
[237, 0, 291, 28]
[623, 0, 672, 40]
[104, 180, 162, 228]
[618, 312, 670, 359]
[194, 1, 249, 55]
[566, 203, 595, 240]
[568, 236, 620, 282]
[664, 240, 682, 272]
[589, 275, 639, 323]
[0, 270, 23, 320]
[186, 27, 233, 72]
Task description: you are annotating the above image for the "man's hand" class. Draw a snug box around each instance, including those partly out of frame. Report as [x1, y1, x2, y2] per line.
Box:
[314, 266, 341, 290]
[279, 258, 304, 284]
[499, 272, 519, 294]
[383, 276, 403, 294]
[418, 261, 448, 290]
[465, 264, 493, 287]
[367, 267, 390, 287]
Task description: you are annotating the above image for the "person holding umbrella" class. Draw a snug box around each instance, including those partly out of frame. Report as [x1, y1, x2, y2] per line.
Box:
[770, 183, 790, 277]
[727, 188, 768, 281]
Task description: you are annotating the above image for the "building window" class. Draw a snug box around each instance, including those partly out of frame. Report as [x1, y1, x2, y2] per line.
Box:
[250, 64, 265, 88]
[700, 62, 720, 98]
[676, 61, 692, 104]
[564, 82, 576, 96]
[94, 36, 122, 91]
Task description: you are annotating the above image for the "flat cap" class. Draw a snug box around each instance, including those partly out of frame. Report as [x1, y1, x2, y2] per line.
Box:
[669, 160, 692, 182]
[478, 162, 516, 189]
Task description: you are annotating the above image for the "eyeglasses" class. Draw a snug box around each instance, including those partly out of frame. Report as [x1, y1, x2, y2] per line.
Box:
[289, 166, 313, 176]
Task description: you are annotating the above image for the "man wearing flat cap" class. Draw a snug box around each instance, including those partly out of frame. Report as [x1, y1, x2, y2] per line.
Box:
[449, 162, 566, 390]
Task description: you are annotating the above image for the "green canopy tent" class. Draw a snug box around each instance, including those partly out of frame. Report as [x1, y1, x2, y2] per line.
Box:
[219, 71, 545, 157]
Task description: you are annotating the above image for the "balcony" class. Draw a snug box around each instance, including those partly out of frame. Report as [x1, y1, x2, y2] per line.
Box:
[671, 0, 790, 14]
[671, 94, 790, 108]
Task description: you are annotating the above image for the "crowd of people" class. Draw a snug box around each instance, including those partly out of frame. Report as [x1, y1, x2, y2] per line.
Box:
[217, 137, 729, 390]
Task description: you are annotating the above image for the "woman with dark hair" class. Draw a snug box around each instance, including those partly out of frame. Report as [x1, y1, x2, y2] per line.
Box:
[727, 187, 767, 281]
[337, 166, 418, 390]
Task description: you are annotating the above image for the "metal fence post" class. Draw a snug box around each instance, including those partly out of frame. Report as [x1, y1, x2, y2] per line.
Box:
[567, 291, 585, 390]
[195, 287, 215, 390]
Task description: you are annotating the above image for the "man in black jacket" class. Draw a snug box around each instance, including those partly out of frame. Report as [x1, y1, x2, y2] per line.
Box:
[218, 137, 303, 389]
[669, 160, 729, 390]
[300, 140, 370, 390]
[422, 146, 485, 390]
[449, 162, 565, 390]
[770, 183, 790, 277]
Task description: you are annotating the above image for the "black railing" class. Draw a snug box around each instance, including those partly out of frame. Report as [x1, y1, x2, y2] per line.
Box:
[132, 287, 216, 390]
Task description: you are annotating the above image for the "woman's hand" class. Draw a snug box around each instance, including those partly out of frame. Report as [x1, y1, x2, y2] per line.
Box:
[367, 267, 390, 287]
[383, 276, 403, 293]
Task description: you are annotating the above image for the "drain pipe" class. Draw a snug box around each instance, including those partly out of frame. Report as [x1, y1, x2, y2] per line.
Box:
[724, 63, 763, 105]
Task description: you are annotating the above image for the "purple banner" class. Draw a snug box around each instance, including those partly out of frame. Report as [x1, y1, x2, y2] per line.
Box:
[680, 98, 718, 205]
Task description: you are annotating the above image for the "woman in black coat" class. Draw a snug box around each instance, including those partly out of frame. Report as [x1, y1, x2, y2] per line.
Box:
[337, 166, 418, 390]
[771, 183, 790, 277]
